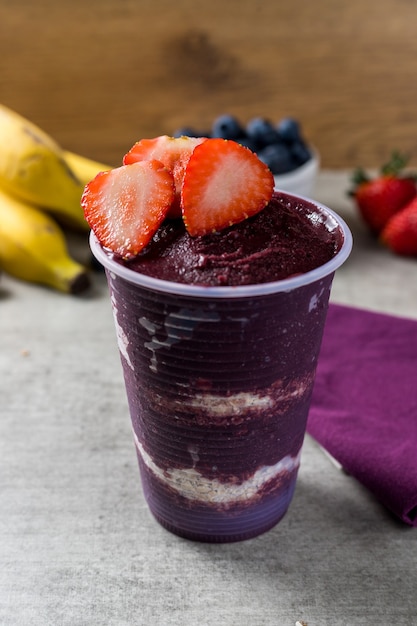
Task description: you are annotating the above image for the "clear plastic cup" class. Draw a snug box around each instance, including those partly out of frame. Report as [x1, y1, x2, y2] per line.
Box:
[90, 192, 352, 543]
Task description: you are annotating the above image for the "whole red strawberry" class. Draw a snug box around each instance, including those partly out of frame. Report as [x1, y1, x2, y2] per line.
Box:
[349, 152, 417, 234]
[380, 197, 417, 256]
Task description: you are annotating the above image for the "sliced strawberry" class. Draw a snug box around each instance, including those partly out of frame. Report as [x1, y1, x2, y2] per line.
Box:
[123, 135, 207, 218]
[181, 138, 274, 236]
[81, 160, 175, 259]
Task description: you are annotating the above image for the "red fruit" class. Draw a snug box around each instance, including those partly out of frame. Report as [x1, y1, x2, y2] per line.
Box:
[380, 197, 417, 256]
[81, 160, 175, 259]
[181, 138, 274, 237]
[350, 153, 417, 234]
[354, 176, 416, 234]
[123, 135, 206, 218]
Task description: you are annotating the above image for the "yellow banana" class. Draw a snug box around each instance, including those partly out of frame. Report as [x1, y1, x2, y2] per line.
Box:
[0, 103, 88, 231]
[0, 187, 90, 294]
[63, 150, 111, 187]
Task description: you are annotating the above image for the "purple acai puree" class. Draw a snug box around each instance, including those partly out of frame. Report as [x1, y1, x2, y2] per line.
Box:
[102, 190, 345, 541]
[120, 191, 342, 286]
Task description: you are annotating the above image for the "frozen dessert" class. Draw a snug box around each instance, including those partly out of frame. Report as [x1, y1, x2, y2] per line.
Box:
[119, 190, 341, 286]
[85, 136, 352, 542]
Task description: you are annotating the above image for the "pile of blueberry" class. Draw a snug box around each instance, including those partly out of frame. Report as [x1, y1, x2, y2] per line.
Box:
[173, 114, 313, 175]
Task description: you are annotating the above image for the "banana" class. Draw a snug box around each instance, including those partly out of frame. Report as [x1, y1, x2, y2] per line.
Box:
[0, 103, 88, 231]
[63, 150, 111, 187]
[0, 187, 90, 294]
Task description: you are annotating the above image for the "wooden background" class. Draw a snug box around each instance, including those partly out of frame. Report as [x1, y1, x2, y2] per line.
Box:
[2, 0, 417, 169]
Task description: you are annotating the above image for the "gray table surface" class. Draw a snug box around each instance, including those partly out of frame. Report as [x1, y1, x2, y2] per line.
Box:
[1, 171, 416, 626]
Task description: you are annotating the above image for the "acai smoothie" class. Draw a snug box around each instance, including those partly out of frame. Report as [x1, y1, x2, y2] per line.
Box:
[85, 136, 352, 542]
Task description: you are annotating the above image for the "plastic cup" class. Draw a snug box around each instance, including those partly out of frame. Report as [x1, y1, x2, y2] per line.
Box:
[90, 192, 352, 543]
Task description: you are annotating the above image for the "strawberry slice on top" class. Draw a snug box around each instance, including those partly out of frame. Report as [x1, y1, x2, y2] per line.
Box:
[123, 135, 206, 218]
[81, 160, 175, 259]
[181, 138, 275, 236]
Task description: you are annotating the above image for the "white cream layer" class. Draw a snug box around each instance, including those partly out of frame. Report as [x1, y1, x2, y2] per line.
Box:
[152, 375, 312, 421]
[132, 429, 301, 505]
[171, 390, 274, 416]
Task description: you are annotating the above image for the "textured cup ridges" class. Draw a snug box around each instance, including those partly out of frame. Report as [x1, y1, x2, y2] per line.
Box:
[92, 197, 352, 542]
[139, 455, 298, 542]
[104, 270, 333, 541]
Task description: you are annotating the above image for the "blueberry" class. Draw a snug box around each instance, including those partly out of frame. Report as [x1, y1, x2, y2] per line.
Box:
[290, 140, 311, 166]
[276, 117, 301, 143]
[211, 114, 245, 140]
[173, 126, 208, 138]
[257, 142, 296, 175]
[235, 136, 259, 152]
[246, 117, 280, 148]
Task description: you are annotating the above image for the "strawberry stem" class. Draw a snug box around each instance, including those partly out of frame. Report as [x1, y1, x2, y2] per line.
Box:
[380, 151, 409, 176]
[348, 151, 417, 197]
[348, 167, 370, 196]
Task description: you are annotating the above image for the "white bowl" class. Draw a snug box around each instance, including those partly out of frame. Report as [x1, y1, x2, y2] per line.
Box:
[273, 149, 319, 198]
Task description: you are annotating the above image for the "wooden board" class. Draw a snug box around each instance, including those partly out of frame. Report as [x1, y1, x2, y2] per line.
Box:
[1, 0, 417, 168]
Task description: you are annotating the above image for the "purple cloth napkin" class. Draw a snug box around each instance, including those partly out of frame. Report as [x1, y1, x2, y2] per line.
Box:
[308, 303, 417, 526]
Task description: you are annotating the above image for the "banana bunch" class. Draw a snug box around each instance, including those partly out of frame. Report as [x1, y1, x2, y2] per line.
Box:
[0, 189, 91, 294]
[0, 103, 111, 294]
